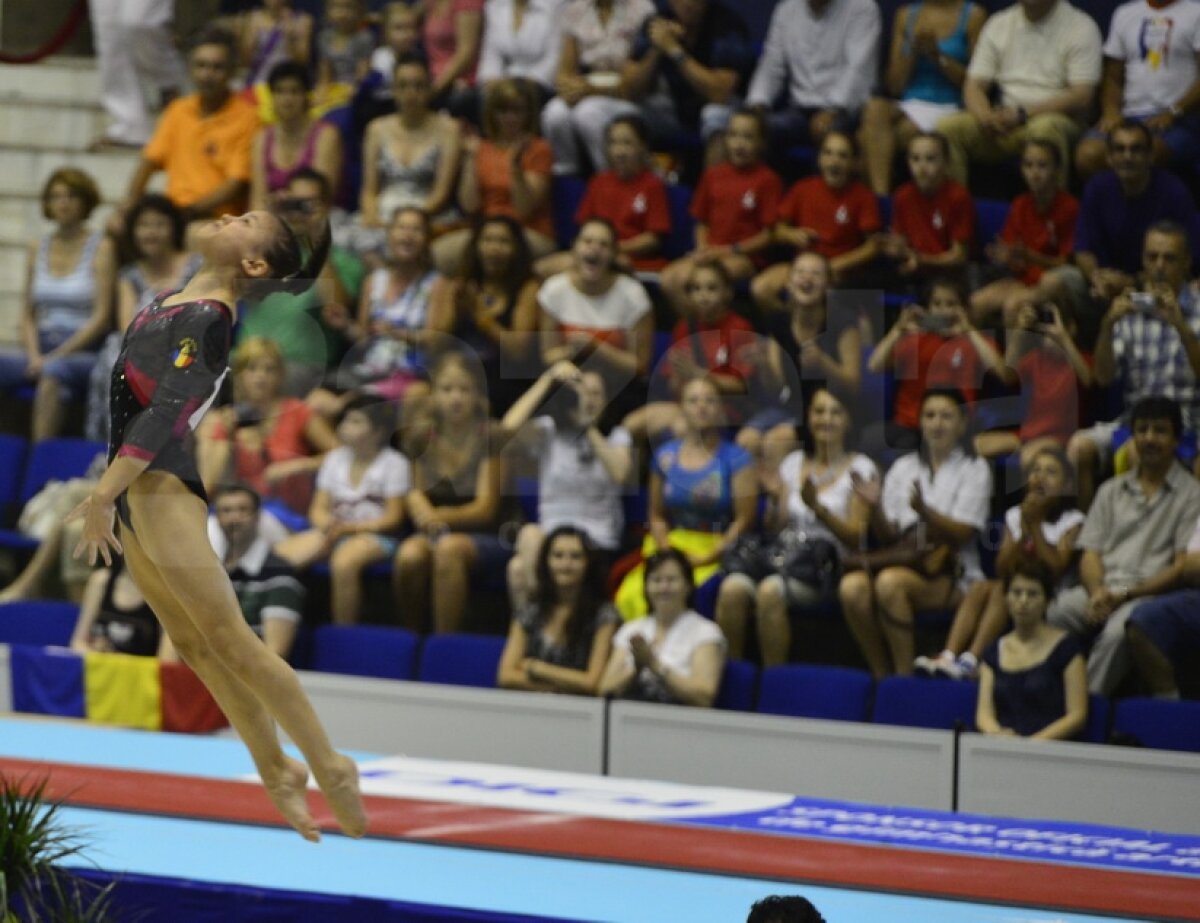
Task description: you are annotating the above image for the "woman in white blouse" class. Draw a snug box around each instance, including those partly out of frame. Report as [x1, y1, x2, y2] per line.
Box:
[600, 548, 726, 706]
[716, 386, 875, 666]
[540, 218, 654, 418]
[476, 0, 568, 97]
[838, 387, 993, 678]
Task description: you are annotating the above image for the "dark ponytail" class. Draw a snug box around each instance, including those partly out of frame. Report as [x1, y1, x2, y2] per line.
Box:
[251, 212, 332, 300]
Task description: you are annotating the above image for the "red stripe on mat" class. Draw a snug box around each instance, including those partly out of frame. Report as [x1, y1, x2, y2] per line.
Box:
[3, 756, 1198, 921]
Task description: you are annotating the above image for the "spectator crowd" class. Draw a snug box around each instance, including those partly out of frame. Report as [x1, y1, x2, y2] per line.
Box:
[6, 0, 1200, 738]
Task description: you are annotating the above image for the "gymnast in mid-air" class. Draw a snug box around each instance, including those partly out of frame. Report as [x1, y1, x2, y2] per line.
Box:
[67, 208, 366, 842]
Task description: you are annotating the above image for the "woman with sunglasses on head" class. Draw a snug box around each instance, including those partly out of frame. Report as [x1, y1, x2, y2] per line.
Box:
[68, 208, 367, 844]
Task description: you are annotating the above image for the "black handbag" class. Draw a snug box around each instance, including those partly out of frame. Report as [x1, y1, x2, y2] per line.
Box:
[721, 529, 842, 598]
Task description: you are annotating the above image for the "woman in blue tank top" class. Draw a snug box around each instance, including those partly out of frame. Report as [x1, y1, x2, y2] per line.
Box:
[0, 168, 116, 441]
[858, 0, 986, 194]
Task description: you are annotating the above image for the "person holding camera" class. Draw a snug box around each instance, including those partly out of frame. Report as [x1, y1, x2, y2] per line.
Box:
[973, 293, 1092, 469]
[500, 360, 633, 612]
[198, 337, 337, 521]
[866, 276, 1005, 453]
[1067, 220, 1200, 509]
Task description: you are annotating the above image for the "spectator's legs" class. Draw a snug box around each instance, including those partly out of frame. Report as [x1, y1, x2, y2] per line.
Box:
[839, 571, 890, 679]
[699, 102, 735, 167]
[1160, 114, 1200, 173]
[932, 111, 984, 185]
[90, 0, 184, 145]
[763, 107, 810, 174]
[1046, 584, 1092, 634]
[31, 376, 65, 443]
[542, 98, 585, 175]
[329, 534, 388, 626]
[943, 579, 995, 656]
[430, 228, 473, 276]
[756, 574, 803, 668]
[1025, 113, 1080, 188]
[715, 573, 756, 660]
[659, 254, 696, 316]
[393, 535, 433, 633]
[274, 528, 333, 569]
[1126, 589, 1200, 696]
[505, 523, 544, 614]
[1086, 599, 1140, 695]
[874, 566, 957, 675]
[860, 99, 918, 196]
[968, 580, 1010, 659]
[431, 533, 478, 634]
[0, 520, 66, 601]
[1127, 623, 1179, 697]
[262, 615, 299, 662]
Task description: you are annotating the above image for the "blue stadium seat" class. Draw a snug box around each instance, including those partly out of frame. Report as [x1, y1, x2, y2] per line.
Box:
[975, 198, 1010, 249]
[0, 434, 28, 522]
[0, 600, 80, 647]
[311, 624, 418, 680]
[715, 657, 758, 711]
[552, 174, 588, 249]
[17, 438, 105, 507]
[872, 675, 978, 730]
[1084, 693, 1111, 745]
[1113, 697, 1200, 753]
[417, 633, 506, 688]
[693, 573, 723, 618]
[663, 183, 694, 259]
[759, 665, 874, 722]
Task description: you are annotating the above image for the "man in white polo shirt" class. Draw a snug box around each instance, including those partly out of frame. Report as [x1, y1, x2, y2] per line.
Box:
[936, 0, 1102, 185]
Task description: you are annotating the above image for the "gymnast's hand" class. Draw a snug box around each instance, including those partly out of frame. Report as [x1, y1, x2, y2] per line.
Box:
[66, 492, 123, 566]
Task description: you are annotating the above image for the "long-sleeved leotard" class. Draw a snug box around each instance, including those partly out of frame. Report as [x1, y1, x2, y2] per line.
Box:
[108, 291, 233, 525]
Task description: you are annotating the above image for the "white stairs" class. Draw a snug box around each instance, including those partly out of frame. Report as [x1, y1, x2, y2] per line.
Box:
[0, 56, 163, 344]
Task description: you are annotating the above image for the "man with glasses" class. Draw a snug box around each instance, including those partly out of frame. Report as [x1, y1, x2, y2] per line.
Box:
[1038, 121, 1198, 329]
[234, 168, 367, 396]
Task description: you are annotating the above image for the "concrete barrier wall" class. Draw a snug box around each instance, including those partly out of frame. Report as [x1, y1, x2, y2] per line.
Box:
[297, 671, 607, 775]
[608, 701, 955, 810]
[959, 733, 1200, 836]
[4, 652, 1200, 832]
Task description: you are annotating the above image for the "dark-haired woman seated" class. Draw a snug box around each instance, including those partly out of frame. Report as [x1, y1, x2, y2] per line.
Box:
[497, 526, 620, 694]
[599, 548, 726, 707]
[838, 388, 992, 678]
[976, 559, 1087, 740]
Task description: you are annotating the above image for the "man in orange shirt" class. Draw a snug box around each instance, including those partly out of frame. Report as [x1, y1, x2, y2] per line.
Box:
[112, 26, 259, 232]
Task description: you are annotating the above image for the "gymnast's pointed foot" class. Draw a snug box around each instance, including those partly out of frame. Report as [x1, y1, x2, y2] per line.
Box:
[317, 752, 367, 838]
[264, 756, 321, 843]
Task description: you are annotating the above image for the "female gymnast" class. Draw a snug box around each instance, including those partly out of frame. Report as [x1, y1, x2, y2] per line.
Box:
[67, 210, 367, 842]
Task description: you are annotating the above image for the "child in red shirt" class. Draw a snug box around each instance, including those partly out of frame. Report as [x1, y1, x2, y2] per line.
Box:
[624, 257, 757, 441]
[868, 276, 1005, 450]
[973, 294, 1092, 468]
[879, 132, 974, 286]
[537, 116, 672, 276]
[659, 109, 781, 315]
[751, 131, 882, 312]
[970, 139, 1079, 327]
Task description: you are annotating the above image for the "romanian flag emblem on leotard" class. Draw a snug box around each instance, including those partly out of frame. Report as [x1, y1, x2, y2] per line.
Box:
[172, 336, 198, 369]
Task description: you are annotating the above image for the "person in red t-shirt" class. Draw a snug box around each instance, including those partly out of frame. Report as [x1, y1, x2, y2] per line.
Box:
[660, 109, 782, 315]
[867, 275, 1004, 450]
[624, 257, 756, 442]
[878, 132, 974, 287]
[537, 116, 672, 276]
[751, 131, 882, 313]
[973, 293, 1092, 468]
[971, 138, 1078, 327]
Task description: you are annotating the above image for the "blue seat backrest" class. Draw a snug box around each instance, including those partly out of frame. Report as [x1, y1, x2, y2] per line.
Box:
[1113, 697, 1200, 753]
[311, 625, 418, 680]
[873, 675, 978, 730]
[1084, 693, 1111, 744]
[664, 183, 695, 260]
[0, 600, 80, 647]
[552, 174, 588, 250]
[0, 434, 28, 521]
[759, 665, 874, 722]
[19, 439, 105, 507]
[715, 658, 759, 710]
[418, 634, 507, 689]
[975, 198, 1010, 248]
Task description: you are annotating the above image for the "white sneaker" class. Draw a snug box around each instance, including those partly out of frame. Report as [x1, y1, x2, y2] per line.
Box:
[915, 651, 953, 677]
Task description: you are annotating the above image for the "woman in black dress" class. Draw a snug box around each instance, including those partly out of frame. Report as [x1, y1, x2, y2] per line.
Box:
[68, 209, 366, 842]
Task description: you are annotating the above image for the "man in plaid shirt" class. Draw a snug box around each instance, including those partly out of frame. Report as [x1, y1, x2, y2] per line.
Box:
[1069, 221, 1200, 508]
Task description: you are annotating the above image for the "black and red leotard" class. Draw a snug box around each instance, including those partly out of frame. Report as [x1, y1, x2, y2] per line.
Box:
[108, 291, 234, 521]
